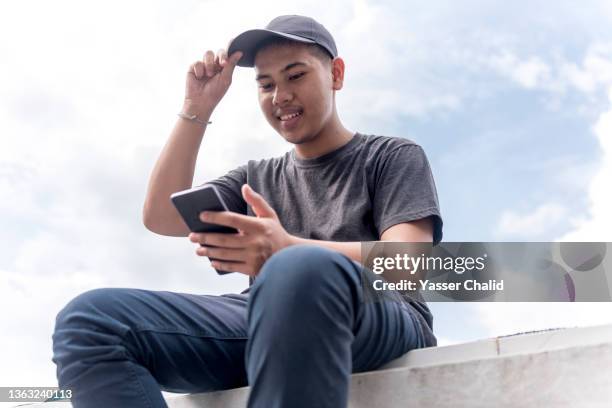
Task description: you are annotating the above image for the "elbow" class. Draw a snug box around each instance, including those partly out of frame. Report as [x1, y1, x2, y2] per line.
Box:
[142, 202, 166, 234]
[142, 204, 188, 237]
[142, 205, 159, 233]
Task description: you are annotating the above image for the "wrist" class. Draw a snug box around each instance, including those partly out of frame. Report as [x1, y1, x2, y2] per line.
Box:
[287, 234, 304, 248]
[181, 100, 214, 121]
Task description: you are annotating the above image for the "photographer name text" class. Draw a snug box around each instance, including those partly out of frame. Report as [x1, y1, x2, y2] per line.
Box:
[373, 279, 504, 292]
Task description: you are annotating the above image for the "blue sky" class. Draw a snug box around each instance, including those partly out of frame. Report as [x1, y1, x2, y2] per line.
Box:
[1, 0, 612, 392]
[333, 0, 612, 243]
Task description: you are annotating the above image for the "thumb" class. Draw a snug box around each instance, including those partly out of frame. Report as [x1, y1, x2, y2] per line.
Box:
[220, 50, 243, 82]
[242, 184, 276, 218]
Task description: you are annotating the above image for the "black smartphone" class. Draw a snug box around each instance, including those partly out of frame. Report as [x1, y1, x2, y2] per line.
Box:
[170, 184, 239, 274]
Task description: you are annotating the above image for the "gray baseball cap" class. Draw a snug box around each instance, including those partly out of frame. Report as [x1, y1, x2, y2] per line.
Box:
[228, 15, 338, 67]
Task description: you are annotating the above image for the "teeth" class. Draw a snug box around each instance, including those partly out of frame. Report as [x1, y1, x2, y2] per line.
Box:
[279, 111, 302, 121]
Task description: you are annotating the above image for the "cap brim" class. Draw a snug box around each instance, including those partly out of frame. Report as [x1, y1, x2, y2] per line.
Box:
[228, 29, 316, 67]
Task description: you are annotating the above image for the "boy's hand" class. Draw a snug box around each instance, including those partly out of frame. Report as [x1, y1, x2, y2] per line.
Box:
[189, 184, 295, 276]
[183, 47, 243, 118]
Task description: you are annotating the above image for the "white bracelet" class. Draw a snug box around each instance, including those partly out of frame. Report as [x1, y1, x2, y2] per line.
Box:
[177, 112, 212, 125]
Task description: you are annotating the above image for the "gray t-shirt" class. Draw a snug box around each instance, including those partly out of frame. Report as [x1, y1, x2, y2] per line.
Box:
[207, 133, 443, 343]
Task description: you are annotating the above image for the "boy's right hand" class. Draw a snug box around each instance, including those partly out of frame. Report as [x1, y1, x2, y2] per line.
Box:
[183, 49, 243, 117]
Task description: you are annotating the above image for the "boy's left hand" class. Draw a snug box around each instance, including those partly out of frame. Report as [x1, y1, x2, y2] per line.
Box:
[188, 184, 295, 276]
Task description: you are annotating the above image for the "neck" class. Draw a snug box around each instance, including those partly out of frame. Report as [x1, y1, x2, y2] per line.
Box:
[293, 113, 354, 159]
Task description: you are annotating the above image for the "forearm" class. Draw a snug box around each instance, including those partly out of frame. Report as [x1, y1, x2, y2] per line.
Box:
[142, 102, 212, 236]
[286, 218, 435, 265]
[289, 236, 363, 264]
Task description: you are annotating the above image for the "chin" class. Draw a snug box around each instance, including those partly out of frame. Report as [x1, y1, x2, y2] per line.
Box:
[281, 131, 315, 145]
[275, 127, 305, 143]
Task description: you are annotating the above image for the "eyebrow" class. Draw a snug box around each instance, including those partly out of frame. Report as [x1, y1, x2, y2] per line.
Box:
[255, 62, 308, 81]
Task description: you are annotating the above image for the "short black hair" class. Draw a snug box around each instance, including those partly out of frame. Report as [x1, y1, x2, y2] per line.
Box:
[255, 37, 333, 67]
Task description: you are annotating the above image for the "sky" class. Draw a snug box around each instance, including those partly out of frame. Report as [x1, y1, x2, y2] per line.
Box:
[1, 0, 612, 395]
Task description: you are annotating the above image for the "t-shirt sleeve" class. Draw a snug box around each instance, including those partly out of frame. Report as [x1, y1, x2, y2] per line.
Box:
[372, 144, 443, 245]
[202, 164, 248, 215]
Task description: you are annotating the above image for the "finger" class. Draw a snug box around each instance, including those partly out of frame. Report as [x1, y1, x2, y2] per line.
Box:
[220, 50, 242, 83]
[195, 61, 205, 79]
[210, 259, 253, 276]
[192, 231, 247, 248]
[196, 245, 246, 262]
[213, 53, 220, 71]
[213, 52, 222, 73]
[241, 184, 276, 218]
[190, 62, 198, 79]
[204, 50, 215, 77]
[217, 48, 228, 67]
[200, 210, 261, 232]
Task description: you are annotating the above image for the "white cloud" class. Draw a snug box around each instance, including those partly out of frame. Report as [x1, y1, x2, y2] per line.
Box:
[560, 86, 612, 241]
[482, 42, 612, 99]
[496, 203, 568, 239]
[487, 51, 551, 89]
[561, 44, 612, 94]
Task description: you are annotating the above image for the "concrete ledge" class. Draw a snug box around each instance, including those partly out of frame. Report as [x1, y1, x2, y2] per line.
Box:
[381, 323, 612, 370]
[21, 324, 612, 407]
[350, 341, 612, 407]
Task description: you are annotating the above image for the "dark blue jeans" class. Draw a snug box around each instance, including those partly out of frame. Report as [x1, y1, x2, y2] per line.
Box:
[52, 245, 434, 407]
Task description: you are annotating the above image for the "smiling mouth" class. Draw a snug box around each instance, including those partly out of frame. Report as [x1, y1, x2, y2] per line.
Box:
[277, 109, 303, 121]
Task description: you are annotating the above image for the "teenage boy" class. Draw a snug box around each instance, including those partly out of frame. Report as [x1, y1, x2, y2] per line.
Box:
[53, 15, 443, 408]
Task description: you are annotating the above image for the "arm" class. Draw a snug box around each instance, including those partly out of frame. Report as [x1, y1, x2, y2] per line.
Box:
[289, 217, 434, 263]
[142, 107, 210, 237]
[142, 49, 242, 236]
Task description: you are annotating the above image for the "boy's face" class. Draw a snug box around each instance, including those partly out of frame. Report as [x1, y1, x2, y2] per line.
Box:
[254, 43, 337, 145]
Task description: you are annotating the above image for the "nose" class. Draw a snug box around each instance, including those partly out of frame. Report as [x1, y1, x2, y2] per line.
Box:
[272, 84, 293, 106]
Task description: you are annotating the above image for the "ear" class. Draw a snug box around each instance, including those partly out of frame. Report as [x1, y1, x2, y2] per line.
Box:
[331, 57, 345, 91]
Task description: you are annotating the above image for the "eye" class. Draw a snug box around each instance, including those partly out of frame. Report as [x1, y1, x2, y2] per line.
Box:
[259, 83, 273, 92]
[289, 72, 305, 81]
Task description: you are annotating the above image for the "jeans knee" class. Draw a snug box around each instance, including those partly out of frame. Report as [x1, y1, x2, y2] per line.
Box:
[53, 288, 133, 375]
[54, 288, 128, 332]
[247, 246, 362, 344]
[253, 245, 360, 299]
